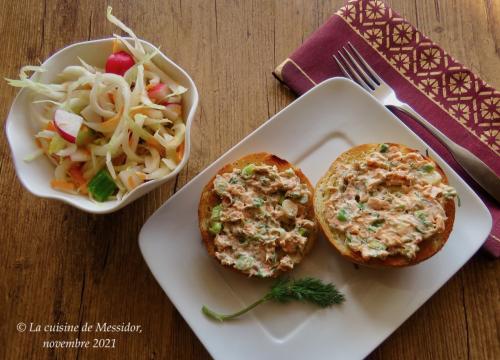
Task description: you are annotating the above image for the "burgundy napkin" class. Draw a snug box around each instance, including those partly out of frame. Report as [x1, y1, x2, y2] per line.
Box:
[273, 0, 500, 257]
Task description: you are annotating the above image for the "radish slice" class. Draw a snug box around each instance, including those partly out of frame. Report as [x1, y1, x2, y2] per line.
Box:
[105, 51, 135, 76]
[54, 109, 83, 143]
[147, 83, 170, 103]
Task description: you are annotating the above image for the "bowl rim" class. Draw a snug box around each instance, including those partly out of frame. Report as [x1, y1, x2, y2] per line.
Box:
[5, 37, 199, 214]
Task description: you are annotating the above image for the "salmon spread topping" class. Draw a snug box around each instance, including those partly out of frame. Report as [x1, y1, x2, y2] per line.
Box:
[209, 163, 315, 277]
[323, 144, 457, 260]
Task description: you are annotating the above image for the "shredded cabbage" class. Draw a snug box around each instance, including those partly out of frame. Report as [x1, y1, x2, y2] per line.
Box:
[7, 7, 188, 201]
[23, 148, 44, 162]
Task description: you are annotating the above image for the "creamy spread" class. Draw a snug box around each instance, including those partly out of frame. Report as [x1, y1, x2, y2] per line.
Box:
[209, 163, 315, 277]
[322, 144, 457, 260]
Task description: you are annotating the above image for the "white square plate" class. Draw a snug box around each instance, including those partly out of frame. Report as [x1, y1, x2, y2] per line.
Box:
[139, 78, 492, 360]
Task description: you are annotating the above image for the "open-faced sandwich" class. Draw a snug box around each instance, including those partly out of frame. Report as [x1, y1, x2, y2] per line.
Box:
[198, 153, 317, 278]
[314, 143, 457, 267]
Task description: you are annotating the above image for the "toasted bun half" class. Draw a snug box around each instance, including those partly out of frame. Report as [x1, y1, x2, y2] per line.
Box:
[198, 152, 318, 277]
[314, 143, 455, 267]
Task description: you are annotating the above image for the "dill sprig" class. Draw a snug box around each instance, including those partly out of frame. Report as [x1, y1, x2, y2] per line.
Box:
[202, 277, 345, 322]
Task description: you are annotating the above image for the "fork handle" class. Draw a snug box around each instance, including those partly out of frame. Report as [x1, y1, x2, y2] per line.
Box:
[392, 104, 500, 203]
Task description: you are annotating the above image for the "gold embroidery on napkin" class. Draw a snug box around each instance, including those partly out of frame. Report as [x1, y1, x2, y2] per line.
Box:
[336, 0, 500, 155]
[277, 58, 317, 86]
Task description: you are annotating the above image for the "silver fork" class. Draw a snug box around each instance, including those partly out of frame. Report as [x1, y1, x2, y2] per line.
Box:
[334, 43, 500, 203]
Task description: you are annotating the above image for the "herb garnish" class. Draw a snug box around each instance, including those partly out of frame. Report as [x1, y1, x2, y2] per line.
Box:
[202, 277, 345, 322]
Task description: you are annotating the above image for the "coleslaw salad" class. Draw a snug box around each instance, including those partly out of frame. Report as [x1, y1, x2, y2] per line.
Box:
[6, 7, 188, 202]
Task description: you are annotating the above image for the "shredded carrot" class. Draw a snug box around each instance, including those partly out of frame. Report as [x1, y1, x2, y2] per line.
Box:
[69, 166, 86, 186]
[108, 92, 115, 104]
[166, 104, 182, 117]
[112, 153, 127, 166]
[82, 84, 92, 90]
[127, 177, 133, 189]
[146, 138, 163, 154]
[50, 179, 75, 192]
[46, 121, 57, 131]
[78, 184, 89, 195]
[129, 107, 149, 117]
[146, 83, 156, 91]
[100, 110, 123, 133]
[135, 172, 146, 181]
[176, 141, 185, 162]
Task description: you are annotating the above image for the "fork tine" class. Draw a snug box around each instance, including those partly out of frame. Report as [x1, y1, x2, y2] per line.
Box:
[334, 54, 371, 92]
[342, 46, 377, 89]
[347, 42, 382, 84]
[333, 55, 354, 81]
[337, 51, 371, 91]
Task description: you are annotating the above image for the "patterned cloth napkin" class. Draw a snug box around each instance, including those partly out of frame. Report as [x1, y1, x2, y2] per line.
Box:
[273, 0, 499, 257]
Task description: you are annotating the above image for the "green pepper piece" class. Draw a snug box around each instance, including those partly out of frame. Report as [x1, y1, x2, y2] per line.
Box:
[87, 169, 118, 202]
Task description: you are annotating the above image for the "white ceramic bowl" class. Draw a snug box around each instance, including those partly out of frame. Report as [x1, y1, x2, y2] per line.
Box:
[5, 38, 199, 214]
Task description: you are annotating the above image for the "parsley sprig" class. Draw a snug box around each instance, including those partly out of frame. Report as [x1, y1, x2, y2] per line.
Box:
[202, 277, 345, 322]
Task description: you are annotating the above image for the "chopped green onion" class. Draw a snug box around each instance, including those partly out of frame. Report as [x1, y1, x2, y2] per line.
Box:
[88, 169, 118, 202]
[260, 176, 270, 185]
[298, 227, 309, 237]
[235, 255, 254, 271]
[211, 204, 222, 221]
[421, 164, 434, 173]
[415, 210, 429, 226]
[214, 178, 228, 195]
[368, 240, 386, 250]
[209, 222, 222, 235]
[337, 208, 348, 222]
[357, 202, 365, 210]
[253, 197, 264, 207]
[241, 164, 255, 178]
[371, 218, 385, 227]
[379, 143, 389, 153]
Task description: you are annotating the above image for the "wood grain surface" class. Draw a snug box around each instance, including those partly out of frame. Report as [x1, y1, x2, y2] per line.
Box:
[0, 0, 499, 359]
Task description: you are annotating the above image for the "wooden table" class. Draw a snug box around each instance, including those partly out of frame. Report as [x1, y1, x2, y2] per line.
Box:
[1, 0, 498, 359]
